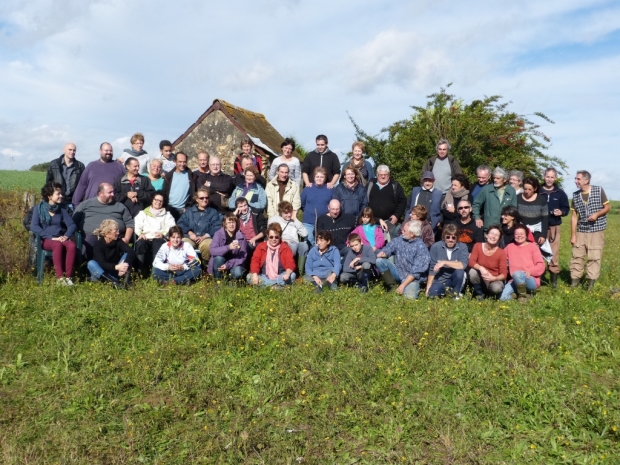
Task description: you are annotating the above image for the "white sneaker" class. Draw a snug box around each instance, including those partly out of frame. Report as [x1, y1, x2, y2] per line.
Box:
[58, 277, 74, 286]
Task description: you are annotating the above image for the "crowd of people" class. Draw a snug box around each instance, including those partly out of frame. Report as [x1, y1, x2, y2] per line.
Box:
[32, 132, 610, 301]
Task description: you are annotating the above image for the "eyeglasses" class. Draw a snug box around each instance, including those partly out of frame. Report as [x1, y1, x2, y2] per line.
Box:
[198, 196, 209, 200]
[152, 198, 163, 203]
[457, 206, 470, 210]
[444, 235, 457, 240]
[268, 235, 280, 239]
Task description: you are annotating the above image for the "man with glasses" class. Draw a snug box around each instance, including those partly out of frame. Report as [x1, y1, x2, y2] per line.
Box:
[471, 165, 492, 199]
[455, 199, 484, 253]
[367, 165, 407, 237]
[163, 151, 196, 221]
[177, 187, 221, 261]
[425, 224, 469, 298]
[204, 156, 234, 214]
[472, 167, 517, 230]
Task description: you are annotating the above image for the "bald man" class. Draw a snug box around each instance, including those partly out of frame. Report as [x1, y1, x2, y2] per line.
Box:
[46, 143, 85, 211]
[316, 199, 357, 258]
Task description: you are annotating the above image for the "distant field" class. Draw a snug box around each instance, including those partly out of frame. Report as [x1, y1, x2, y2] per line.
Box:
[0, 170, 46, 191]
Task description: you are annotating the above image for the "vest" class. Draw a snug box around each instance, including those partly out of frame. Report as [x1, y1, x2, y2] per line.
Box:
[572, 186, 607, 233]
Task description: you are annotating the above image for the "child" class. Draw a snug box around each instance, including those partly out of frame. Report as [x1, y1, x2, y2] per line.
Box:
[350, 207, 385, 251]
[152, 226, 202, 285]
[341, 233, 377, 292]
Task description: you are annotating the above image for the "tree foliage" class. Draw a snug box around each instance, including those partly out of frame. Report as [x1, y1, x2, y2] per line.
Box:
[29, 162, 50, 172]
[350, 84, 566, 193]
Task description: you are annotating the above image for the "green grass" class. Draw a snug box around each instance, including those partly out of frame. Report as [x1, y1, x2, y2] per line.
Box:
[1, 223, 620, 463]
[0, 170, 46, 191]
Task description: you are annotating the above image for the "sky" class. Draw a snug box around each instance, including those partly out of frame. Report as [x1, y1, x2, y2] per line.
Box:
[0, 0, 619, 197]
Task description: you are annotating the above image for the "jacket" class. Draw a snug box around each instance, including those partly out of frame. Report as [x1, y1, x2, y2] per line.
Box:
[30, 204, 76, 239]
[367, 178, 407, 221]
[265, 178, 301, 218]
[113, 174, 155, 217]
[203, 172, 234, 213]
[421, 155, 462, 177]
[350, 224, 385, 249]
[153, 241, 198, 271]
[301, 149, 341, 183]
[92, 237, 135, 272]
[343, 244, 377, 273]
[177, 205, 221, 238]
[407, 186, 444, 229]
[162, 169, 197, 209]
[305, 245, 341, 278]
[540, 183, 570, 226]
[207, 228, 248, 274]
[46, 155, 85, 200]
[472, 184, 517, 229]
[229, 183, 267, 212]
[332, 182, 368, 218]
[239, 211, 268, 241]
[134, 207, 176, 239]
[250, 241, 296, 274]
[428, 240, 469, 284]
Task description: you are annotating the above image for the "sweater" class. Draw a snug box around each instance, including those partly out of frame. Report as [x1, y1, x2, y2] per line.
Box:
[468, 243, 507, 278]
[153, 241, 198, 271]
[250, 241, 296, 275]
[305, 245, 341, 278]
[92, 237, 135, 272]
[367, 178, 407, 222]
[72, 159, 126, 206]
[301, 184, 333, 224]
[428, 240, 469, 283]
[203, 172, 234, 213]
[207, 229, 247, 274]
[504, 241, 546, 287]
[517, 194, 549, 242]
[73, 197, 134, 235]
[30, 205, 76, 239]
[343, 245, 377, 273]
[301, 149, 341, 183]
[316, 213, 357, 248]
[332, 182, 368, 218]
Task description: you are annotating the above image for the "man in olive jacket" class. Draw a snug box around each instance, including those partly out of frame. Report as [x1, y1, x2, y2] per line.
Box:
[472, 167, 517, 230]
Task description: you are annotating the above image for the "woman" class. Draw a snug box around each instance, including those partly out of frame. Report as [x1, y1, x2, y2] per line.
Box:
[152, 226, 201, 285]
[468, 225, 507, 300]
[134, 193, 176, 271]
[234, 137, 263, 175]
[248, 223, 297, 287]
[332, 166, 368, 217]
[208, 213, 248, 280]
[500, 206, 534, 247]
[269, 138, 302, 186]
[409, 205, 434, 248]
[228, 166, 267, 213]
[303, 230, 341, 292]
[350, 207, 385, 251]
[509, 170, 524, 195]
[30, 182, 77, 285]
[517, 176, 549, 246]
[500, 224, 546, 302]
[342, 141, 374, 184]
[87, 219, 135, 287]
[300, 167, 333, 245]
[144, 158, 164, 191]
[119, 132, 150, 174]
[441, 174, 472, 226]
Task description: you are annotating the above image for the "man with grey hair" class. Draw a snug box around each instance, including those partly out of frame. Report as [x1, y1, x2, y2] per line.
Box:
[422, 139, 463, 192]
[367, 165, 407, 237]
[472, 167, 517, 230]
[472, 165, 492, 198]
[509, 170, 524, 195]
[375, 219, 431, 299]
[569, 170, 610, 290]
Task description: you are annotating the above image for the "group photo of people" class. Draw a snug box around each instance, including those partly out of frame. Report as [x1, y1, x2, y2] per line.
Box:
[32, 132, 610, 301]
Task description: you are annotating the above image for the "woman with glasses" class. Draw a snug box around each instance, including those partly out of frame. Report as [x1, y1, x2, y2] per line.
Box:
[350, 207, 385, 251]
[247, 223, 297, 288]
[425, 224, 469, 298]
[134, 192, 176, 273]
[208, 213, 248, 280]
[441, 174, 472, 226]
[468, 224, 507, 300]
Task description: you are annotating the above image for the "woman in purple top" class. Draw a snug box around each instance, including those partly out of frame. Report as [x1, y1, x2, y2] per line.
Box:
[208, 213, 248, 280]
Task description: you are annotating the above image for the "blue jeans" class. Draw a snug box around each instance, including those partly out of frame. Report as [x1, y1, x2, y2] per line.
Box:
[500, 271, 538, 301]
[287, 241, 309, 257]
[87, 260, 130, 284]
[152, 266, 202, 285]
[303, 223, 315, 246]
[375, 258, 421, 299]
[303, 275, 338, 291]
[247, 272, 297, 286]
[427, 269, 465, 298]
[211, 256, 245, 279]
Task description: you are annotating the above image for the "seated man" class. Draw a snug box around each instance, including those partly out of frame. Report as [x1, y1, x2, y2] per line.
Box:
[375, 220, 430, 299]
[233, 196, 266, 256]
[316, 199, 357, 259]
[304, 230, 341, 292]
[177, 187, 221, 262]
[426, 224, 469, 298]
[340, 233, 377, 292]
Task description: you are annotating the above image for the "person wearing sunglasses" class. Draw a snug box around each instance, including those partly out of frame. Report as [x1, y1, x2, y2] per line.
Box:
[425, 224, 469, 298]
[247, 223, 296, 288]
[177, 187, 221, 262]
[454, 199, 484, 253]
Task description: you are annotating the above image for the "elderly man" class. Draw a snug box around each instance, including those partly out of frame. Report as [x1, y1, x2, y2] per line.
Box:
[177, 187, 221, 261]
[113, 157, 155, 218]
[569, 170, 610, 290]
[375, 220, 430, 299]
[73, 183, 134, 259]
[455, 198, 484, 253]
[471, 165, 492, 198]
[72, 142, 125, 207]
[46, 142, 85, 211]
[426, 224, 469, 298]
[301, 134, 341, 189]
[233, 155, 266, 188]
[406, 171, 443, 230]
[367, 165, 407, 237]
[472, 167, 517, 230]
[316, 199, 357, 258]
[265, 164, 301, 219]
[162, 151, 196, 220]
[422, 139, 463, 192]
[204, 156, 234, 214]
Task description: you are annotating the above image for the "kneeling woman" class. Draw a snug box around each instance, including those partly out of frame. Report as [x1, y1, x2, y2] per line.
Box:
[152, 226, 202, 285]
[303, 230, 341, 292]
[208, 213, 248, 280]
[87, 219, 135, 286]
[248, 223, 297, 287]
[468, 225, 507, 299]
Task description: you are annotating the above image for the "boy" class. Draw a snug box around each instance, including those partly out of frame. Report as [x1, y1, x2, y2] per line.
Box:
[340, 233, 377, 292]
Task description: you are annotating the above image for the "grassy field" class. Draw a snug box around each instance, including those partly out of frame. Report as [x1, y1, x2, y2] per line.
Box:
[1, 211, 620, 464]
[0, 170, 46, 191]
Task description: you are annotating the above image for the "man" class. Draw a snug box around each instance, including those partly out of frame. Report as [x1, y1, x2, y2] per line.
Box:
[204, 156, 234, 214]
[73, 183, 134, 259]
[162, 151, 196, 220]
[72, 142, 125, 207]
[156, 140, 176, 173]
[367, 165, 407, 237]
[406, 171, 443, 230]
[316, 199, 357, 258]
[472, 167, 517, 230]
[193, 151, 210, 188]
[375, 220, 430, 299]
[177, 187, 221, 261]
[233, 196, 266, 252]
[46, 142, 85, 211]
[471, 165, 491, 198]
[233, 155, 266, 188]
[421, 139, 462, 192]
[455, 198, 484, 253]
[426, 224, 469, 298]
[301, 135, 341, 188]
[265, 164, 301, 219]
[569, 170, 610, 290]
[540, 167, 570, 288]
[113, 158, 155, 217]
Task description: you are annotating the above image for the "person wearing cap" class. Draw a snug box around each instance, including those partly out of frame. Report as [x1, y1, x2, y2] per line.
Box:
[406, 171, 443, 231]
[421, 139, 463, 192]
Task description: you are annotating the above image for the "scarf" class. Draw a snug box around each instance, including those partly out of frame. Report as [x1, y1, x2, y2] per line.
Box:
[37, 201, 59, 226]
[124, 148, 148, 157]
[239, 210, 252, 225]
[442, 186, 469, 209]
[345, 180, 359, 191]
[145, 206, 163, 218]
[265, 242, 281, 280]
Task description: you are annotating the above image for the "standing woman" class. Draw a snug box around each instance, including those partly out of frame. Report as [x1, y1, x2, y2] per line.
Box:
[269, 138, 302, 186]
[441, 174, 472, 226]
[228, 166, 267, 213]
[87, 219, 135, 287]
[300, 167, 333, 245]
[30, 182, 77, 285]
[509, 170, 524, 195]
[234, 137, 263, 175]
[468, 225, 507, 300]
[119, 132, 150, 174]
[332, 166, 368, 218]
[208, 213, 248, 280]
[517, 177, 549, 246]
[342, 141, 374, 184]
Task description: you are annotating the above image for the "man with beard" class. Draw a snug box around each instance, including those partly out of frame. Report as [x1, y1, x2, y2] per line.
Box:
[72, 142, 126, 207]
[455, 198, 484, 253]
[472, 167, 517, 230]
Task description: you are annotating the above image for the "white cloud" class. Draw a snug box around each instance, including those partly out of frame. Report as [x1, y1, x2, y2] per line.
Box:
[225, 63, 275, 90]
[1, 148, 22, 157]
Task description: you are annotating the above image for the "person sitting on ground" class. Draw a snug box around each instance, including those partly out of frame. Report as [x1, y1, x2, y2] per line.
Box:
[269, 138, 302, 186]
[265, 163, 301, 218]
[233, 155, 266, 188]
[152, 225, 201, 285]
[117, 132, 150, 174]
[340, 233, 377, 292]
[177, 187, 221, 262]
[349, 207, 385, 251]
[300, 167, 333, 245]
[207, 213, 247, 281]
[234, 137, 263, 175]
[143, 158, 164, 192]
[468, 224, 507, 300]
[407, 205, 435, 248]
[426, 224, 469, 298]
[304, 230, 341, 292]
[87, 219, 135, 287]
[114, 157, 155, 218]
[134, 192, 176, 272]
[30, 182, 77, 285]
[228, 166, 267, 213]
[500, 224, 546, 302]
[248, 223, 296, 288]
[441, 174, 472, 226]
[268, 200, 309, 263]
[233, 196, 266, 255]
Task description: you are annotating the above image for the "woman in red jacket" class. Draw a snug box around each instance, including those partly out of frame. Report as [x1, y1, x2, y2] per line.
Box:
[247, 223, 296, 288]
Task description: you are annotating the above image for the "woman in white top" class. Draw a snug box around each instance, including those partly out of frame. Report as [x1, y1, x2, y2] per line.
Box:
[269, 138, 302, 186]
[134, 192, 176, 271]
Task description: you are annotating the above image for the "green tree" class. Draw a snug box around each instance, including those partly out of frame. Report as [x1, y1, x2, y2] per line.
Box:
[350, 84, 566, 193]
[29, 162, 51, 172]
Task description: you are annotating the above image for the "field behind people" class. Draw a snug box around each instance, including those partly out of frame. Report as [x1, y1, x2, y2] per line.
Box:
[1, 189, 620, 463]
[0, 170, 46, 191]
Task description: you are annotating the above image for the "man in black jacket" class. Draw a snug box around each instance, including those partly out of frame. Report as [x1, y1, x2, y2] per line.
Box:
[317, 199, 356, 259]
[301, 135, 341, 189]
[46, 143, 85, 211]
[367, 165, 407, 237]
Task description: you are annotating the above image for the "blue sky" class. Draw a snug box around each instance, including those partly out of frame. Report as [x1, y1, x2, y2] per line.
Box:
[1, 0, 619, 197]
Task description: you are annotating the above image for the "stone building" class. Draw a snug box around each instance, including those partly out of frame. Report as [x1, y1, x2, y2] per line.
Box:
[172, 99, 298, 175]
